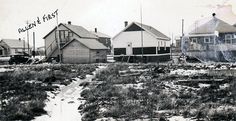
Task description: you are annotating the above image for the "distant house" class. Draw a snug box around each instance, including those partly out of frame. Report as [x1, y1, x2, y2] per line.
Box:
[186, 14, 236, 62]
[90, 28, 111, 53]
[43, 21, 108, 64]
[0, 39, 31, 57]
[112, 22, 171, 62]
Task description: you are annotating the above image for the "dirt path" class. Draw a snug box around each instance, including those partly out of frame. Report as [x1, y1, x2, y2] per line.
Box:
[33, 66, 106, 121]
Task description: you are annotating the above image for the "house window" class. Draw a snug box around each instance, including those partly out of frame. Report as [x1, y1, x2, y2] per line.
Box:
[232, 39, 236, 44]
[69, 31, 73, 37]
[191, 38, 197, 43]
[65, 31, 69, 37]
[225, 34, 232, 44]
[158, 41, 160, 50]
[204, 37, 211, 43]
[233, 34, 236, 38]
[0, 49, 3, 55]
[58, 30, 71, 43]
[233, 34, 236, 44]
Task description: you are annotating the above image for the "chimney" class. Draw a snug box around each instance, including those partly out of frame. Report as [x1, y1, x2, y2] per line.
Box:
[212, 13, 216, 17]
[124, 21, 128, 27]
[68, 21, 71, 25]
[95, 28, 97, 33]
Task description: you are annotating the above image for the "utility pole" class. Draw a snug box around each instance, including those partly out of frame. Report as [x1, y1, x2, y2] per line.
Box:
[171, 33, 173, 60]
[22, 38, 25, 53]
[182, 19, 184, 37]
[32, 32, 35, 58]
[26, 21, 30, 55]
[181, 19, 184, 57]
[140, 1, 144, 63]
[56, 10, 61, 63]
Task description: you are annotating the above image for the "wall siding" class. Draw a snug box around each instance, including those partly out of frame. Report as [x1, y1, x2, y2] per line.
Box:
[90, 50, 107, 63]
[113, 31, 170, 48]
[45, 25, 69, 57]
[62, 40, 90, 64]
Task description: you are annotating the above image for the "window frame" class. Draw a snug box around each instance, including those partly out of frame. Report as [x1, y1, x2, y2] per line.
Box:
[191, 38, 197, 43]
[204, 37, 211, 43]
[225, 34, 232, 44]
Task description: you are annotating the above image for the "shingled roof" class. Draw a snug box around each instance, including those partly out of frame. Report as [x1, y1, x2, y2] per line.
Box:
[0, 39, 31, 48]
[62, 38, 108, 50]
[63, 24, 97, 39]
[43, 23, 97, 39]
[189, 17, 236, 35]
[113, 22, 169, 40]
[90, 31, 111, 38]
[134, 22, 169, 40]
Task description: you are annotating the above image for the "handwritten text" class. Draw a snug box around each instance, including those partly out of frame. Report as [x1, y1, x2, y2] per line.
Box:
[18, 9, 58, 34]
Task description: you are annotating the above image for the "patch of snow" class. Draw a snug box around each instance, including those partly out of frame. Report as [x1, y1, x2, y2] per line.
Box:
[0, 57, 10, 61]
[86, 74, 93, 78]
[198, 83, 211, 88]
[0, 68, 14, 72]
[170, 69, 207, 76]
[130, 68, 149, 72]
[219, 83, 230, 89]
[168, 116, 193, 121]
[98, 65, 107, 69]
[96, 117, 116, 121]
[115, 83, 144, 89]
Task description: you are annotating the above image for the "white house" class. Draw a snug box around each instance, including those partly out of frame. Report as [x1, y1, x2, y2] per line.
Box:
[112, 22, 170, 62]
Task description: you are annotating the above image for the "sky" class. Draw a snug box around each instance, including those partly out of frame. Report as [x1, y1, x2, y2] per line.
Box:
[0, 0, 236, 47]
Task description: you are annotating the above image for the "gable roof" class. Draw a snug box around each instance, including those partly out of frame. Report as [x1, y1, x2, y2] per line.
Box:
[0, 39, 31, 48]
[189, 17, 236, 34]
[135, 22, 169, 40]
[43, 23, 97, 39]
[113, 22, 170, 40]
[90, 31, 111, 38]
[62, 38, 108, 50]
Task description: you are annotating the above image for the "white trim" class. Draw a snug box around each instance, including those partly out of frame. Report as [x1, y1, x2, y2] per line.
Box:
[112, 22, 136, 40]
[134, 22, 170, 41]
[188, 34, 216, 37]
[164, 41, 166, 50]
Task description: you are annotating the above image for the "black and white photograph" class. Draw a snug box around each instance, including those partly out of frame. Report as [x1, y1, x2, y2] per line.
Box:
[0, 0, 236, 120]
